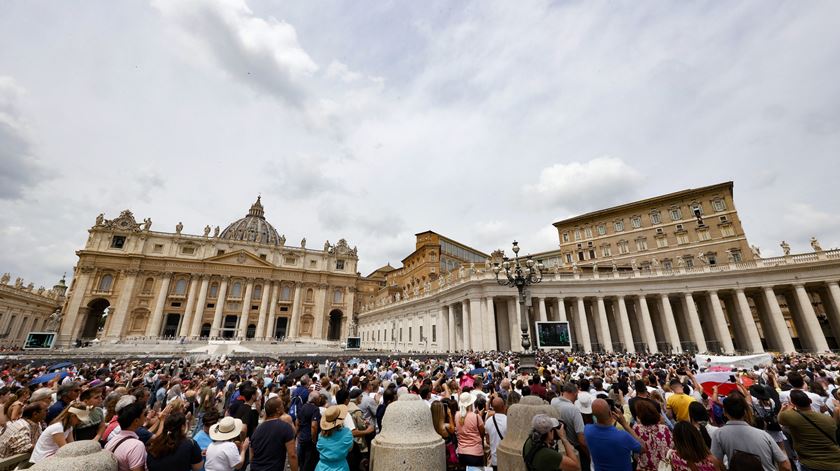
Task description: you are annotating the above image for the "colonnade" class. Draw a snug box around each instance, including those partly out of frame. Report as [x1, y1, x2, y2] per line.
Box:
[359, 280, 840, 354]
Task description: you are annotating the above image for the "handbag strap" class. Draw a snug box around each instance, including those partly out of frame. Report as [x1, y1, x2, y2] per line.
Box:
[794, 410, 838, 445]
[492, 415, 504, 440]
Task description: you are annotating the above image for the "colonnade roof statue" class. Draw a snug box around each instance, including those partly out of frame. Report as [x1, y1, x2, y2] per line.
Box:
[218, 196, 285, 246]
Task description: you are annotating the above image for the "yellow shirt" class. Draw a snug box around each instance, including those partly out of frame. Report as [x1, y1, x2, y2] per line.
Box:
[666, 393, 695, 422]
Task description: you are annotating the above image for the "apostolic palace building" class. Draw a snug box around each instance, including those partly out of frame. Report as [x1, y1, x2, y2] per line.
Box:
[3, 182, 840, 355]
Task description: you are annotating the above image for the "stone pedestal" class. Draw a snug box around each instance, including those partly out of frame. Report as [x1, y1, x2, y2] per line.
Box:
[497, 395, 561, 471]
[29, 440, 116, 471]
[370, 394, 444, 471]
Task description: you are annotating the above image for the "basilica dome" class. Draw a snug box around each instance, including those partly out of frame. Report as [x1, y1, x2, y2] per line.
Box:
[219, 197, 283, 246]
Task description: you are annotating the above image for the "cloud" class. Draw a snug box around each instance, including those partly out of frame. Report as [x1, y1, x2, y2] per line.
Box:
[151, 0, 318, 106]
[0, 77, 49, 199]
[262, 155, 347, 200]
[524, 157, 644, 212]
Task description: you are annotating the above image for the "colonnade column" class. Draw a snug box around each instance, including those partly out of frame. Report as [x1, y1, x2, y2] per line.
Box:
[482, 297, 498, 351]
[59, 267, 94, 345]
[255, 280, 271, 340]
[439, 306, 449, 352]
[147, 272, 172, 338]
[538, 298, 548, 322]
[313, 285, 329, 340]
[762, 287, 795, 353]
[189, 276, 210, 337]
[507, 298, 521, 352]
[575, 297, 591, 352]
[287, 283, 302, 339]
[447, 305, 455, 352]
[615, 296, 635, 353]
[595, 297, 613, 352]
[635, 296, 657, 353]
[209, 277, 229, 337]
[824, 282, 840, 343]
[554, 298, 567, 322]
[734, 289, 763, 353]
[266, 282, 279, 339]
[469, 298, 483, 350]
[659, 294, 682, 353]
[793, 284, 830, 352]
[461, 300, 471, 351]
[705, 291, 734, 354]
[682, 293, 707, 353]
[105, 269, 139, 340]
[237, 279, 254, 338]
[178, 276, 199, 337]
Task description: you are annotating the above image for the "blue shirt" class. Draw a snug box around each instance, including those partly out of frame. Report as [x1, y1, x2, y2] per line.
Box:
[193, 430, 212, 471]
[584, 423, 642, 471]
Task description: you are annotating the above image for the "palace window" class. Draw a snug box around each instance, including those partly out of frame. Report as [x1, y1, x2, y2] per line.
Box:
[153, 244, 164, 253]
[650, 211, 661, 224]
[432, 325, 437, 343]
[712, 198, 726, 212]
[663, 259, 673, 270]
[578, 251, 585, 261]
[597, 224, 606, 236]
[230, 282, 242, 298]
[617, 240, 630, 254]
[336, 259, 345, 270]
[310, 260, 317, 268]
[333, 288, 343, 303]
[631, 216, 642, 229]
[635, 238, 648, 251]
[281, 285, 291, 300]
[98, 274, 114, 292]
[252, 284, 262, 300]
[209, 282, 219, 298]
[730, 250, 743, 263]
[565, 253, 573, 264]
[697, 229, 711, 241]
[181, 246, 195, 255]
[676, 233, 690, 245]
[670, 207, 682, 221]
[691, 203, 704, 217]
[601, 245, 612, 257]
[584, 227, 593, 238]
[306, 289, 314, 303]
[259, 254, 267, 260]
[614, 220, 624, 232]
[707, 254, 717, 266]
[409, 327, 412, 342]
[111, 236, 126, 249]
[174, 279, 187, 295]
[589, 248, 596, 259]
[142, 277, 154, 295]
[285, 256, 297, 265]
[217, 249, 225, 256]
[684, 257, 694, 269]
[574, 229, 581, 241]
[656, 237, 669, 248]
[562, 232, 570, 243]
[721, 225, 736, 237]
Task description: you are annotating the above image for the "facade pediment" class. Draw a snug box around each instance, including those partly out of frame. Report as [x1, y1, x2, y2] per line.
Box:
[204, 250, 274, 267]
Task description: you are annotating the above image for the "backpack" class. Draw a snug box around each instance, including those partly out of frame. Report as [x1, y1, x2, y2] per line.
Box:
[289, 393, 303, 422]
[752, 402, 781, 432]
[728, 450, 762, 471]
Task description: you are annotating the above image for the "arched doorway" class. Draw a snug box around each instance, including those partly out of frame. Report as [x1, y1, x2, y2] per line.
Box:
[274, 317, 288, 339]
[327, 310, 342, 341]
[222, 315, 237, 339]
[82, 298, 109, 339]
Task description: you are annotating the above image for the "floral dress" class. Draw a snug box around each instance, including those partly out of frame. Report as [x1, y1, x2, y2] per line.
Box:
[632, 423, 672, 471]
[671, 451, 717, 471]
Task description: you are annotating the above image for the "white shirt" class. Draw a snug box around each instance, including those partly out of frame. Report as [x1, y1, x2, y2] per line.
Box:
[485, 414, 507, 466]
[204, 441, 241, 471]
[779, 389, 824, 412]
[30, 422, 71, 463]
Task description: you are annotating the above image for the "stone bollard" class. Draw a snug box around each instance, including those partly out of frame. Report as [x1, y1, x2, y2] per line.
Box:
[370, 394, 445, 471]
[497, 395, 561, 471]
[29, 440, 117, 471]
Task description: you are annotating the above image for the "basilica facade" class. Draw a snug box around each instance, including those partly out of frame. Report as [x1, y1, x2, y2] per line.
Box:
[57, 197, 359, 346]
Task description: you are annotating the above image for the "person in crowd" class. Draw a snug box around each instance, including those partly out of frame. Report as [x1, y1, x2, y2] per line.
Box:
[0, 402, 45, 458]
[46, 382, 81, 424]
[666, 378, 695, 422]
[780, 372, 825, 412]
[687, 401, 716, 448]
[249, 397, 297, 471]
[711, 392, 790, 471]
[316, 405, 353, 471]
[30, 401, 88, 464]
[74, 386, 105, 440]
[290, 375, 311, 422]
[485, 396, 507, 471]
[297, 391, 321, 471]
[628, 379, 660, 423]
[669, 421, 724, 471]
[204, 416, 249, 471]
[345, 388, 375, 469]
[455, 391, 485, 468]
[146, 412, 202, 471]
[521, 414, 580, 471]
[632, 398, 672, 470]
[778, 390, 840, 471]
[375, 387, 396, 434]
[5, 387, 29, 421]
[585, 398, 644, 471]
[104, 401, 148, 471]
[551, 382, 590, 470]
[192, 409, 220, 471]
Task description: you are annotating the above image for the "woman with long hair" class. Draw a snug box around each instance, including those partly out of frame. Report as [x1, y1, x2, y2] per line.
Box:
[669, 421, 724, 471]
[455, 392, 485, 468]
[146, 412, 203, 471]
[29, 401, 88, 464]
[632, 398, 672, 470]
[688, 401, 717, 448]
[6, 387, 29, 421]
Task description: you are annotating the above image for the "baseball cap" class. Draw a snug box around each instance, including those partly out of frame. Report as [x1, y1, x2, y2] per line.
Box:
[532, 414, 560, 434]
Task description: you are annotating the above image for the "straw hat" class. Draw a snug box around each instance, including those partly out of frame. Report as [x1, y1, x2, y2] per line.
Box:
[210, 416, 244, 441]
[68, 405, 91, 423]
[458, 392, 476, 416]
[320, 405, 348, 431]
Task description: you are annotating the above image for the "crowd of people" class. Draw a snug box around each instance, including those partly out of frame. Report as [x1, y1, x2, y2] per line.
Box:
[0, 350, 838, 471]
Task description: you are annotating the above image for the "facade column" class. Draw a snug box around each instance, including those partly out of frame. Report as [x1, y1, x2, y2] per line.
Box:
[105, 269, 139, 340]
[189, 276, 210, 338]
[469, 298, 483, 350]
[266, 282, 279, 339]
[209, 277, 229, 337]
[537, 298, 548, 322]
[509, 298, 522, 352]
[313, 285, 329, 340]
[147, 272, 172, 338]
[659, 294, 682, 353]
[734, 289, 764, 353]
[615, 296, 635, 353]
[682, 293, 707, 353]
[343, 288, 356, 339]
[595, 297, 613, 352]
[705, 291, 734, 354]
[762, 286, 796, 353]
[178, 276, 199, 337]
[461, 300, 471, 351]
[554, 298, 567, 322]
[446, 305, 455, 352]
[575, 297, 591, 352]
[482, 297, 498, 351]
[635, 296, 657, 353]
[288, 283, 302, 338]
[58, 267, 93, 345]
[824, 282, 840, 342]
[792, 284, 830, 352]
[255, 280, 271, 340]
[237, 279, 254, 339]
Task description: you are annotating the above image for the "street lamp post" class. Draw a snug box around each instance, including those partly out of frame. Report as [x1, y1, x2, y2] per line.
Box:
[493, 241, 544, 373]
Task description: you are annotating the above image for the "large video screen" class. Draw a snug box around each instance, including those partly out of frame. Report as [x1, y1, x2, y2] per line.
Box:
[535, 321, 572, 349]
[24, 332, 57, 350]
[345, 337, 361, 350]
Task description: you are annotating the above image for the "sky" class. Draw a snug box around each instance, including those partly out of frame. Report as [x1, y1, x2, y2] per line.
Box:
[2, 0, 840, 287]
